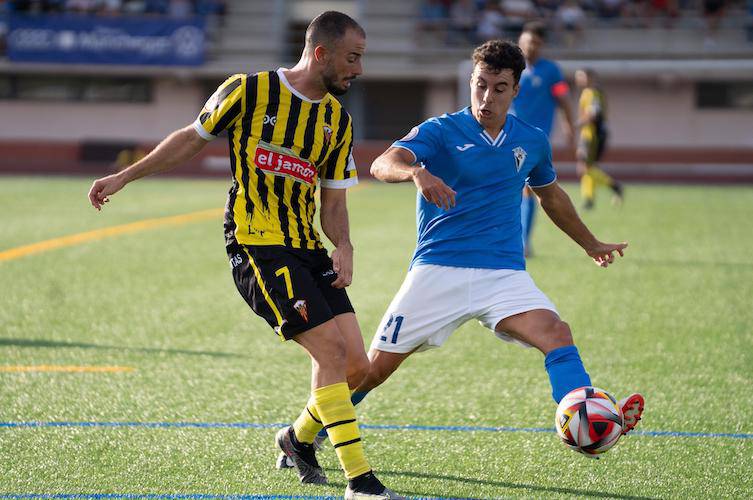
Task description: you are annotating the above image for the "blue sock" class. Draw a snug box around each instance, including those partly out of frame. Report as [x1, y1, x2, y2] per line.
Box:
[316, 391, 370, 439]
[544, 345, 591, 403]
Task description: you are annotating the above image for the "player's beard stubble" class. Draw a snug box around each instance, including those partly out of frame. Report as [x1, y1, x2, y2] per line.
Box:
[322, 66, 354, 96]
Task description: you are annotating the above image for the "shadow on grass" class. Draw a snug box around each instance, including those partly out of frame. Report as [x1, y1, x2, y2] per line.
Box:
[0, 337, 244, 358]
[323, 480, 450, 499]
[323, 468, 657, 499]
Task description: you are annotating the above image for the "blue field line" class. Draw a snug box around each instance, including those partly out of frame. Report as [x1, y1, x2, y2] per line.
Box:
[1, 421, 751, 440]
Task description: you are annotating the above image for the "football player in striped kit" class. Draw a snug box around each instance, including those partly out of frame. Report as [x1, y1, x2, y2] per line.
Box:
[88, 10, 403, 500]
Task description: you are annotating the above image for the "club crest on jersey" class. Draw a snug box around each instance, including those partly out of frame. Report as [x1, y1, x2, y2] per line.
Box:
[204, 92, 220, 112]
[513, 146, 527, 172]
[401, 126, 419, 142]
[323, 125, 333, 149]
[293, 300, 309, 322]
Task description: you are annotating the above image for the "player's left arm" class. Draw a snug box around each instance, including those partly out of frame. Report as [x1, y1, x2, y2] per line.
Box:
[319, 113, 358, 288]
[532, 182, 627, 268]
[320, 187, 353, 288]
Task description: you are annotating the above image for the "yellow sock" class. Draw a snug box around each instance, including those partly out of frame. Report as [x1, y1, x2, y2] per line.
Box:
[581, 171, 595, 201]
[313, 382, 370, 479]
[589, 165, 615, 188]
[292, 396, 324, 444]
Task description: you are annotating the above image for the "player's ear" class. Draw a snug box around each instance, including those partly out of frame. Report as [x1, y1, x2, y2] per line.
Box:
[313, 45, 328, 63]
[512, 83, 520, 98]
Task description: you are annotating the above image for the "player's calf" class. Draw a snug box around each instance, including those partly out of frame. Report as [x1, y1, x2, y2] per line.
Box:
[356, 349, 411, 392]
[346, 355, 370, 390]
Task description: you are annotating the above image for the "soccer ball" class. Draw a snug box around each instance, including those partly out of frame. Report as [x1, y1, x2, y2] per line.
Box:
[555, 386, 624, 458]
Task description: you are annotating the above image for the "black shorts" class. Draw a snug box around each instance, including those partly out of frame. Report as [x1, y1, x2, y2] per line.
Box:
[227, 244, 354, 340]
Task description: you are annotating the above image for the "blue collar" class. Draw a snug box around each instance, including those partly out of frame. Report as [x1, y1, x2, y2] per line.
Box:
[461, 107, 515, 147]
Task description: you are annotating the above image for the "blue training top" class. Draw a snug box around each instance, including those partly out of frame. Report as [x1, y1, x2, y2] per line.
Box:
[393, 107, 557, 271]
[510, 58, 567, 137]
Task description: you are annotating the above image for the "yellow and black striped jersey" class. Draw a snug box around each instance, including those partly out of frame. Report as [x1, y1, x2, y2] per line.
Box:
[193, 69, 358, 249]
[579, 87, 607, 139]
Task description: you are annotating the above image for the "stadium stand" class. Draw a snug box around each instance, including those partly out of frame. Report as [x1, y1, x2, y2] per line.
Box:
[0, 0, 752, 182]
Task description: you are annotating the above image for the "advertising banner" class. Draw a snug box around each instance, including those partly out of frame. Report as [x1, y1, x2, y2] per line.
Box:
[8, 14, 206, 66]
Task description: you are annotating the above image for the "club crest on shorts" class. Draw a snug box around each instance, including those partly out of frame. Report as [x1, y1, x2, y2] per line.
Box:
[512, 146, 527, 172]
[293, 299, 309, 322]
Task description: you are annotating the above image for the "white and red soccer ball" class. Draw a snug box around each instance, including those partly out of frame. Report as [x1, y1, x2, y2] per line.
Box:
[555, 386, 623, 458]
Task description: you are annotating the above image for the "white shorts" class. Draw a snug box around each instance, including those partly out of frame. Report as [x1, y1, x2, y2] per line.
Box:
[370, 264, 558, 354]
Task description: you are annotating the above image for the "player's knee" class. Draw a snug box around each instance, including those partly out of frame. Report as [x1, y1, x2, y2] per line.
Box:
[550, 320, 573, 348]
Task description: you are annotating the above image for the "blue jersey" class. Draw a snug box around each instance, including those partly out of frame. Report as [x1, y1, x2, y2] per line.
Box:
[393, 107, 557, 271]
[511, 58, 568, 137]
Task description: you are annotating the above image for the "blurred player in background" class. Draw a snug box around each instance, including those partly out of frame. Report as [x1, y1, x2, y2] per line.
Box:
[512, 21, 576, 256]
[88, 10, 403, 500]
[309, 40, 645, 461]
[575, 68, 623, 209]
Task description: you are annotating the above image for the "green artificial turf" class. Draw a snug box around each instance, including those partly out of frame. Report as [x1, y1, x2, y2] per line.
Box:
[1, 177, 751, 498]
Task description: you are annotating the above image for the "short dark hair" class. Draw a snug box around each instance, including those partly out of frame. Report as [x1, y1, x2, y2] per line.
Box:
[521, 21, 547, 40]
[472, 40, 526, 84]
[305, 11, 365, 49]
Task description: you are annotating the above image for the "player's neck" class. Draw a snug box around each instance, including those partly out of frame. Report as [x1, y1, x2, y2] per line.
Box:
[483, 123, 504, 138]
[281, 63, 328, 101]
[481, 116, 506, 138]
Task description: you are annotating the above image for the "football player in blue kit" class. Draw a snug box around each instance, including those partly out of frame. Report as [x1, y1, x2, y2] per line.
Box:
[512, 21, 577, 257]
[279, 39, 644, 470]
[360, 39, 644, 439]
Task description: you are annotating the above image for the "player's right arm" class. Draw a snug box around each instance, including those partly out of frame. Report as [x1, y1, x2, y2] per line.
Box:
[88, 73, 246, 211]
[371, 147, 456, 210]
[371, 120, 456, 210]
[88, 126, 208, 210]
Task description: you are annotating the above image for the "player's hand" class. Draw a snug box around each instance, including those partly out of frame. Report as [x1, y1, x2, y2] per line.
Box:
[331, 242, 353, 288]
[88, 173, 126, 211]
[412, 167, 456, 210]
[586, 241, 628, 268]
